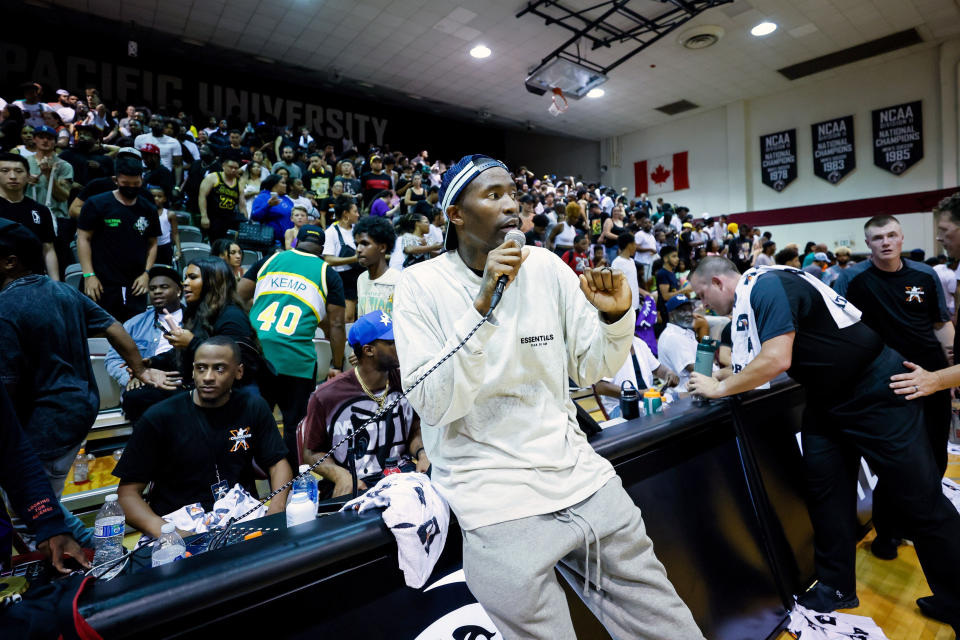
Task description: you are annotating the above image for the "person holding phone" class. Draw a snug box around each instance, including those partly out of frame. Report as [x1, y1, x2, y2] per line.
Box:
[104, 266, 185, 421]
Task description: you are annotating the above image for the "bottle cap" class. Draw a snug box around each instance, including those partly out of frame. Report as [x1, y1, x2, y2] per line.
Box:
[161, 523, 175, 534]
[643, 389, 661, 399]
[298, 464, 310, 473]
[105, 494, 118, 502]
[78, 448, 85, 455]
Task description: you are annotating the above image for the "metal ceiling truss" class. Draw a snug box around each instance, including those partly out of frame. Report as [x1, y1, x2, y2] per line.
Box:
[517, 0, 733, 76]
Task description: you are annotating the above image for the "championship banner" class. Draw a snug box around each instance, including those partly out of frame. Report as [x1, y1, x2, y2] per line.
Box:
[759, 129, 797, 192]
[634, 152, 689, 196]
[872, 100, 923, 176]
[811, 115, 855, 184]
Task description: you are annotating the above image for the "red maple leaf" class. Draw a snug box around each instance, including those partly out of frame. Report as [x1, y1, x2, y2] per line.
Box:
[650, 164, 671, 185]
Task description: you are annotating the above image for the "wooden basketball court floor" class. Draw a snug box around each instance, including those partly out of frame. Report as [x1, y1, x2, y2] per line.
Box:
[576, 396, 959, 640]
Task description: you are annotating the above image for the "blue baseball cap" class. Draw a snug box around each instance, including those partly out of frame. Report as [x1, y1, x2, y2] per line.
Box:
[32, 125, 57, 138]
[665, 293, 692, 312]
[348, 311, 394, 348]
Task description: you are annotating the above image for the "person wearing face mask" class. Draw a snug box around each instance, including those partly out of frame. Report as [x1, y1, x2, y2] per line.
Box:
[656, 294, 703, 393]
[77, 158, 161, 321]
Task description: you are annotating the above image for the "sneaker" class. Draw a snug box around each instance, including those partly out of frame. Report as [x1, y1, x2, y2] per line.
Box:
[796, 582, 860, 612]
[869, 536, 901, 560]
[917, 596, 960, 629]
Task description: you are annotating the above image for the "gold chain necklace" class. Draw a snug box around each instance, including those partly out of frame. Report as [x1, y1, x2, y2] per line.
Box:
[355, 369, 389, 411]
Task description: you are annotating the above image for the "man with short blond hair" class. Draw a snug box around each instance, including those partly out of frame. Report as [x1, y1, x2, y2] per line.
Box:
[833, 214, 953, 561]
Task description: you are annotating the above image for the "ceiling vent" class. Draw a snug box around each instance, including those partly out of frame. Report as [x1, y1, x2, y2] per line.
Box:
[778, 28, 923, 80]
[655, 99, 699, 116]
[677, 25, 725, 50]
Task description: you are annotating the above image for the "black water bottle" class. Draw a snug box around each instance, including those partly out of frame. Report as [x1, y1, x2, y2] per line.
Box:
[619, 380, 641, 420]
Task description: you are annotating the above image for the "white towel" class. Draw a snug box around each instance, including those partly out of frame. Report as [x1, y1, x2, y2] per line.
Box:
[341, 473, 450, 588]
[788, 602, 889, 640]
[731, 265, 861, 389]
[162, 484, 266, 534]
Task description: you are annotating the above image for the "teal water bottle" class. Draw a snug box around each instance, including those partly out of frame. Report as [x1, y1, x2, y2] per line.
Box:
[694, 337, 719, 376]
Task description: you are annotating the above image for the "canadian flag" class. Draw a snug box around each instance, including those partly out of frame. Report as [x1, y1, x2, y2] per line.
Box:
[634, 152, 689, 196]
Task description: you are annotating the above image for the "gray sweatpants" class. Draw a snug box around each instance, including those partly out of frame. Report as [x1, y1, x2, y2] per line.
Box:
[461, 476, 704, 640]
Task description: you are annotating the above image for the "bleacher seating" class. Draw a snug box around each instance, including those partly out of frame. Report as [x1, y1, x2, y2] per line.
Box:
[65, 263, 83, 291]
[180, 241, 212, 266]
[178, 225, 203, 243]
[313, 339, 331, 381]
[174, 211, 192, 226]
[91, 355, 122, 411]
[242, 249, 261, 267]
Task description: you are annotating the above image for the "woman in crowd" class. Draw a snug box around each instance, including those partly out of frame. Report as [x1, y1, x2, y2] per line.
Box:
[334, 160, 360, 197]
[0, 106, 25, 153]
[546, 201, 582, 256]
[389, 212, 442, 272]
[211, 238, 245, 281]
[402, 172, 426, 213]
[252, 149, 272, 174]
[149, 186, 181, 267]
[241, 159, 264, 215]
[322, 198, 361, 322]
[41, 111, 71, 148]
[160, 257, 264, 393]
[599, 205, 626, 265]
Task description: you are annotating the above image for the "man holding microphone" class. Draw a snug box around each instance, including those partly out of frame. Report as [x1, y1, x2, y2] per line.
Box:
[393, 155, 701, 640]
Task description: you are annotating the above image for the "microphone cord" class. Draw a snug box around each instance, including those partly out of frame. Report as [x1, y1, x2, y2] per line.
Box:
[207, 308, 494, 550]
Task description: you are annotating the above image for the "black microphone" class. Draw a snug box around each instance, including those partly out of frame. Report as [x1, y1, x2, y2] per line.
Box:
[488, 229, 526, 313]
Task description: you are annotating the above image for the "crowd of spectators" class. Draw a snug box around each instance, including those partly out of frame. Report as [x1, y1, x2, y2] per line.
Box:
[2, 77, 957, 601]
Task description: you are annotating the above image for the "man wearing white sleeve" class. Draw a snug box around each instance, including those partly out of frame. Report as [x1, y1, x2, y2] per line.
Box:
[393, 154, 702, 640]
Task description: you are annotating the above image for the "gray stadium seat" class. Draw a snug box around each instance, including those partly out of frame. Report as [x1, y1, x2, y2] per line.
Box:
[178, 225, 203, 243]
[91, 355, 122, 411]
[242, 249, 261, 267]
[65, 264, 83, 291]
[88, 337, 110, 356]
[313, 339, 331, 381]
[175, 211, 192, 225]
[70, 240, 78, 264]
[180, 242, 212, 267]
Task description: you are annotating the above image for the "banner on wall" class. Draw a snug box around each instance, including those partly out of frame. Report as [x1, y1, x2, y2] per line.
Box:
[872, 100, 923, 176]
[759, 129, 797, 192]
[811, 115, 855, 184]
[634, 152, 689, 196]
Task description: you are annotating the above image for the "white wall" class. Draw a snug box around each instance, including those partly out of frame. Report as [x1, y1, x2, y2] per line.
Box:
[766, 211, 936, 257]
[602, 40, 960, 255]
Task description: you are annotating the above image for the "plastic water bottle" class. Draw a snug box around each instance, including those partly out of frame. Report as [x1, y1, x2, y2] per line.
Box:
[295, 465, 319, 508]
[92, 494, 125, 579]
[73, 448, 89, 484]
[152, 523, 186, 567]
[285, 491, 315, 528]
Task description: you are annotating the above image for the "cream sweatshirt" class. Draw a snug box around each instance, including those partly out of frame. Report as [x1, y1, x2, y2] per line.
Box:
[393, 247, 635, 530]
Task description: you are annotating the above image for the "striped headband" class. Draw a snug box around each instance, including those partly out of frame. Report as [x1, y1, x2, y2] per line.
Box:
[439, 155, 509, 250]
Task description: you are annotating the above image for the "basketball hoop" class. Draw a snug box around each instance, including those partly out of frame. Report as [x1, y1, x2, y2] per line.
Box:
[547, 87, 569, 116]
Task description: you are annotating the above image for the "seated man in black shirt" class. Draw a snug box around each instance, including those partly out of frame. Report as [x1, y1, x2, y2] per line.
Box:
[114, 336, 292, 538]
[686, 257, 960, 632]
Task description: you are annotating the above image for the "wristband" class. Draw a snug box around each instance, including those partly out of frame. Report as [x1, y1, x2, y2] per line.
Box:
[82, 272, 96, 278]
[413, 447, 425, 460]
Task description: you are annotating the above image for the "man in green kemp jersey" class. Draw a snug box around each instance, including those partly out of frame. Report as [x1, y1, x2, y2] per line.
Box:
[251, 225, 346, 465]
